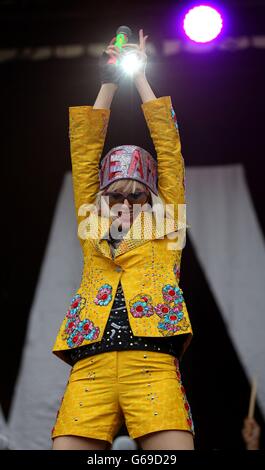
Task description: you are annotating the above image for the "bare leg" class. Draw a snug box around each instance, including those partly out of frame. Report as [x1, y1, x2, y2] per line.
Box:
[52, 435, 109, 450]
[137, 430, 194, 450]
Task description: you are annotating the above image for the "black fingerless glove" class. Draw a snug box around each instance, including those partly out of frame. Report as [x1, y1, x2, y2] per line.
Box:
[99, 51, 123, 85]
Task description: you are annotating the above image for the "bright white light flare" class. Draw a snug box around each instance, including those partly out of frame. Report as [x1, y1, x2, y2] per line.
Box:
[120, 52, 143, 75]
[183, 5, 223, 43]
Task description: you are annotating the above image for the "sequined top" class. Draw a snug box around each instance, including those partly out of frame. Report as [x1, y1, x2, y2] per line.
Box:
[68, 279, 187, 366]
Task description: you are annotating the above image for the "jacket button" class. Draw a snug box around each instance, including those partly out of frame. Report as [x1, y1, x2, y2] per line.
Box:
[115, 266, 122, 272]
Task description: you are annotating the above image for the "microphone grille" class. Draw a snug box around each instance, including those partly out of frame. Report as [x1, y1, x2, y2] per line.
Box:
[116, 26, 132, 38]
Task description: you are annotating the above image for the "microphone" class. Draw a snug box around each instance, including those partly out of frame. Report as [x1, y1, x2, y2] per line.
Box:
[107, 25, 132, 64]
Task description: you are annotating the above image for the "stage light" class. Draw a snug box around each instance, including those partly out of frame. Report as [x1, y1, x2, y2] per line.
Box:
[183, 5, 223, 43]
[120, 52, 143, 76]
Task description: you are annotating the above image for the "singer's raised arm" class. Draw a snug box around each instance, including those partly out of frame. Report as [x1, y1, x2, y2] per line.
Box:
[93, 83, 118, 109]
[69, 104, 109, 247]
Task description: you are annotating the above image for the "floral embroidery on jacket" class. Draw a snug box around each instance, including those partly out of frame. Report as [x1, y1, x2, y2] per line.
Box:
[129, 294, 154, 318]
[155, 303, 183, 318]
[157, 309, 184, 335]
[65, 318, 80, 335]
[66, 294, 85, 318]
[155, 284, 189, 336]
[174, 358, 195, 434]
[129, 283, 189, 336]
[154, 304, 171, 317]
[62, 293, 100, 348]
[94, 284, 112, 306]
[162, 284, 184, 305]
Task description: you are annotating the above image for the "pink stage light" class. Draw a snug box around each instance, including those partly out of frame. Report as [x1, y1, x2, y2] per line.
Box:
[183, 5, 223, 43]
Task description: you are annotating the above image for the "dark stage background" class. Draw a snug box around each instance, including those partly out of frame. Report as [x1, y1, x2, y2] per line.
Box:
[1, 0, 265, 449]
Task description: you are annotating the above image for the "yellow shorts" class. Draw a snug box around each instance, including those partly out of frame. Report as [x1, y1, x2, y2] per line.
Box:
[51, 350, 194, 444]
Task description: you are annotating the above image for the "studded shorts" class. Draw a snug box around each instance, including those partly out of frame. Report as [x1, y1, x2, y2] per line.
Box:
[51, 350, 195, 444]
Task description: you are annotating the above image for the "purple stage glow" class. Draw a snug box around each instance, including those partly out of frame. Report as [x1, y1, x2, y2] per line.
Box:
[183, 5, 223, 43]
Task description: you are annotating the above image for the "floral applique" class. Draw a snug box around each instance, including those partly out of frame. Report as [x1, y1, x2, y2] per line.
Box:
[129, 294, 154, 318]
[158, 285, 189, 335]
[162, 284, 184, 305]
[66, 294, 85, 318]
[174, 358, 195, 435]
[62, 293, 100, 348]
[157, 311, 184, 336]
[129, 283, 189, 336]
[94, 284, 112, 306]
[65, 317, 80, 335]
[155, 303, 183, 319]
[154, 304, 171, 317]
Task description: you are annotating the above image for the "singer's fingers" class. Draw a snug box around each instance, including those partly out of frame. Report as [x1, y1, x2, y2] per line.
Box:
[106, 46, 122, 57]
[143, 35, 149, 47]
[104, 49, 119, 58]
[122, 44, 140, 49]
[139, 29, 144, 48]
[105, 52, 119, 58]
[140, 30, 149, 50]
[107, 45, 121, 53]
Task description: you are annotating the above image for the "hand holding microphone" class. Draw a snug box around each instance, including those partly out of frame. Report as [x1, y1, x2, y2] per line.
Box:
[107, 26, 132, 65]
[99, 27, 148, 85]
[121, 29, 149, 79]
[99, 26, 132, 85]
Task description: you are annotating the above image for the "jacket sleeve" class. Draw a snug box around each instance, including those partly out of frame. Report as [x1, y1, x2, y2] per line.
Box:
[69, 106, 110, 245]
[141, 96, 185, 209]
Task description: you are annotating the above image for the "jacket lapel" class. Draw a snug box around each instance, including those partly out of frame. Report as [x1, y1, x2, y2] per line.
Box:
[86, 213, 113, 259]
[114, 209, 188, 257]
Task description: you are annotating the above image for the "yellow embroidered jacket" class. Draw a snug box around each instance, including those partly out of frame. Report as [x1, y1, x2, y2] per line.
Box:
[52, 96, 193, 364]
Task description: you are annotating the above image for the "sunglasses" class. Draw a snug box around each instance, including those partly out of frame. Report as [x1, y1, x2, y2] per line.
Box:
[103, 191, 151, 205]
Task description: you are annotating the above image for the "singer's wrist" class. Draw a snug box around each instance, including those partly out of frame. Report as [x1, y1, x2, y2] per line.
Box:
[134, 74, 156, 103]
[246, 439, 259, 450]
[101, 83, 118, 92]
[134, 73, 147, 87]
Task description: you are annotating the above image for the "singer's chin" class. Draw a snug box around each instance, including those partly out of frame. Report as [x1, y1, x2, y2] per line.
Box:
[114, 213, 132, 225]
[118, 218, 131, 230]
